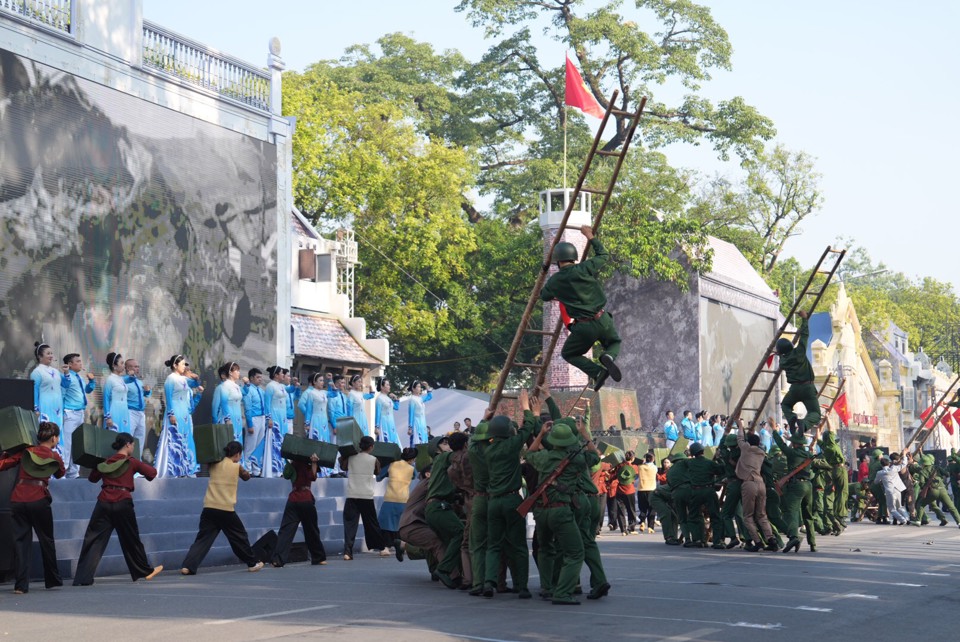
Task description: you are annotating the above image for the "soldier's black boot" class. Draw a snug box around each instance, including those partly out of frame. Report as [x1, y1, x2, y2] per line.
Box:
[764, 538, 780, 552]
[744, 541, 761, 552]
[599, 354, 621, 382]
[782, 536, 801, 553]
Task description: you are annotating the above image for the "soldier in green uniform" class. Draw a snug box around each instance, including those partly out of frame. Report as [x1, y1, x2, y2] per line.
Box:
[540, 225, 622, 391]
[763, 444, 789, 548]
[425, 433, 465, 589]
[914, 453, 960, 527]
[776, 310, 821, 434]
[650, 457, 682, 545]
[571, 416, 610, 599]
[947, 449, 960, 510]
[683, 443, 725, 548]
[482, 391, 535, 599]
[821, 428, 848, 534]
[466, 421, 490, 596]
[526, 420, 601, 605]
[716, 433, 746, 548]
[773, 430, 817, 553]
[664, 452, 692, 544]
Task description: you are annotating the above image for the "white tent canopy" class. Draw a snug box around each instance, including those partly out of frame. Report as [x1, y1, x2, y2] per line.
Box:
[395, 388, 490, 438]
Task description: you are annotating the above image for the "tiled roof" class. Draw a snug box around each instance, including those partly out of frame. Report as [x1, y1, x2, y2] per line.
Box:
[291, 210, 319, 240]
[704, 236, 779, 303]
[291, 313, 383, 365]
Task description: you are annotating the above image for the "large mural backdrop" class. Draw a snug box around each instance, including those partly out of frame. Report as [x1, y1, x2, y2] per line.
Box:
[0, 48, 278, 415]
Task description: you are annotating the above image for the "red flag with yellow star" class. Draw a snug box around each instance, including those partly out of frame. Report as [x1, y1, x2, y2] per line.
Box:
[565, 55, 605, 119]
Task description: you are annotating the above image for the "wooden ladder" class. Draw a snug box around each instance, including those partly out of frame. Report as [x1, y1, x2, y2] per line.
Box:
[905, 374, 960, 451]
[485, 91, 647, 415]
[728, 246, 846, 432]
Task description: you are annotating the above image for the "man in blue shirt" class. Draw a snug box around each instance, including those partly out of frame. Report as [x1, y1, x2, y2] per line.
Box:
[60, 353, 96, 478]
[663, 410, 679, 450]
[681, 410, 698, 443]
[242, 368, 268, 476]
[124, 358, 152, 451]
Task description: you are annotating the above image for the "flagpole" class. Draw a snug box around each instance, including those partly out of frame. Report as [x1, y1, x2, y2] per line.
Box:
[563, 105, 568, 191]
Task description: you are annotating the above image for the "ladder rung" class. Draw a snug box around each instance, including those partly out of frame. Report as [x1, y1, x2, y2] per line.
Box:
[760, 369, 778, 375]
[524, 328, 554, 336]
[828, 248, 845, 253]
[514, 362, 542, 369]
[596, 149, 621, 157]
[581, 186, 607, 195]
[805, 289, 823, 296]
[816, 270, 833, 275]
[611, 109, 635, 118]
[501, 394, 518, 400]
[741, 408, 759, 412]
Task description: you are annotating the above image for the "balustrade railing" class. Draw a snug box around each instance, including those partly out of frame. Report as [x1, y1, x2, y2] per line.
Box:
[142, 20, 271, 113]
[0, 0, 73, 34]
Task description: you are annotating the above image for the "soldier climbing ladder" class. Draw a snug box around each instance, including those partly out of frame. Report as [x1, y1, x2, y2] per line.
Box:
[485, 90, 647, 416]
[728, 246, 846, 433]
[905, 374, 960, 452]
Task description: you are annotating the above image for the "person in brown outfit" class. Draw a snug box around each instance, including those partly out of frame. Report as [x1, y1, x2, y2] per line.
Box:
[736, 424, 779, 552]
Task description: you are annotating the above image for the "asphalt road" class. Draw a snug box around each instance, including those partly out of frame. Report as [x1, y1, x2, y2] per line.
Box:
[2, 521, 959, 641]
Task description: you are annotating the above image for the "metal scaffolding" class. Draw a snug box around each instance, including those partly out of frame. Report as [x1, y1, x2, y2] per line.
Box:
[335, 227, 359, 317]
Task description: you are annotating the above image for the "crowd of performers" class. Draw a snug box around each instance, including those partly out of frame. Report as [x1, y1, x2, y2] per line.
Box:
[24, 342, 434, 479]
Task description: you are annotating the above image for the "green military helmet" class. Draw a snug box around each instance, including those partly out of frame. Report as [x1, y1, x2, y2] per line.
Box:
[470, 421, 489, 442]
[427, 435, 449, 458]
[546, 423, 579, 449]
[487, 415, 514, 439]
[689, 442, 705, 456]
[921, 454, 935, 467]
[723, 434, 738, 447]
[669, 451, 687, 461]
[789, 432, 807, 445]
[552, 242, 579, 264]
[768, 443, 781, 454]
[775, 338, 793, 355]
[872, 449, 883, 458]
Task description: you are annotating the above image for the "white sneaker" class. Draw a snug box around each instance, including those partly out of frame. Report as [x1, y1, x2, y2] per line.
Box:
[248, 561, 265, 572]
[379, 549, 391, 557]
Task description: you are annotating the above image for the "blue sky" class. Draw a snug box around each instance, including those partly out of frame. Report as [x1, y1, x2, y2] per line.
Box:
[145, 1, 959, 293]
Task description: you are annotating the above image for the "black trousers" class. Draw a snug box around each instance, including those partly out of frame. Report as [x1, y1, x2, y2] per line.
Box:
[73, 500, 155, 585]
[273, 500, 327, 565]
[12, 498, 62, 592]
[181, 508, 259, 573]
[342, 498, 385, 555]
[616, 492, 637, 532]
[637, 491, 655, 528]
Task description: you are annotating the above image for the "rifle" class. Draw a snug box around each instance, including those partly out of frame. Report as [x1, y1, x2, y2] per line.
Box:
[517, 441, 588, 518]
[774, 433, 820, 496]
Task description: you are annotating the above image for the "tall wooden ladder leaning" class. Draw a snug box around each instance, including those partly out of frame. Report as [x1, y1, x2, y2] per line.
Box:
[905, 374, 960, 452]
[727, 246, 846, 432]
[485, 91, 647, 416]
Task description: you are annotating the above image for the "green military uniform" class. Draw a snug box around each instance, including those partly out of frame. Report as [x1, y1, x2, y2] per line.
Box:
[683, 445, 725, 548]
[540, 237, 621, 383]
[773, 430, 816, 552]
[467, 423, 490, 595]
[665, 453, 692, 544]
[425, 449, 465, 587]
[915, 455, 960, 526]
[527, 424, 600, 605]
[717, 433, 746, 547]
[650, 462, 680, 545]
[946, 450, 960, 510]
[820, 431, 848, 532]
[850, 480, 871, 522]
[810, 457, 834, 535]
[763, 446, 788, 548]
[779, 316, 821, 434]
[483, 413, 534, 598]
[866, 449, 887, 522]
[578, 458, 609, 596]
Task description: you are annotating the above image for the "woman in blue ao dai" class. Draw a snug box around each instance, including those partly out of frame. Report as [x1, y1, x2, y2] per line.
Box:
[262, 366, 289, 478]
[374, 378, 400, 445]
[102, 351, 130, 434]
[298, 373, 330, 441]
[155, 354, 202, 478]
[30, 342, 63, 428]
[406, 380, 433, 447]
[347, 374, 375, 437]
[213, 362, 245, 443]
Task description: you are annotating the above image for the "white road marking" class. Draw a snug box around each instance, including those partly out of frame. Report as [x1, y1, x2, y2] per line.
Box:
[729, 622, 783, 630]
[838, 593, 879, 600]
[794, 606, 832, 612]
[920, 572, 949, 576]
[204, 604, 335, 625]
[893, 583, 926, 587]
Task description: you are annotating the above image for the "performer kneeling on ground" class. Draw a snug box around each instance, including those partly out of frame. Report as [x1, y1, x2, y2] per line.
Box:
[180, 441, 264, 574]
[73, 433, 163, 585]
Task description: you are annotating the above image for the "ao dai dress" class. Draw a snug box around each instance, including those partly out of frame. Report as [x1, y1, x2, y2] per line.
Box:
[156, 372, 201, 477]
[263, 380, 289, 478]
[213, 380, 245, 442]
[375, 393, 401, 445]
[30, 364, 63, 427]
[348, 389, 375, 437]
[298, 387, 330, 441]
[407, 391, 432, 447]
[102, 373, 130, 434]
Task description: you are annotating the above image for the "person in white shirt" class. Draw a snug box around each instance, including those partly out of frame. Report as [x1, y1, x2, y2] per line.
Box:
[340, 436, 389, 560]
[874, 453, 916, 526]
